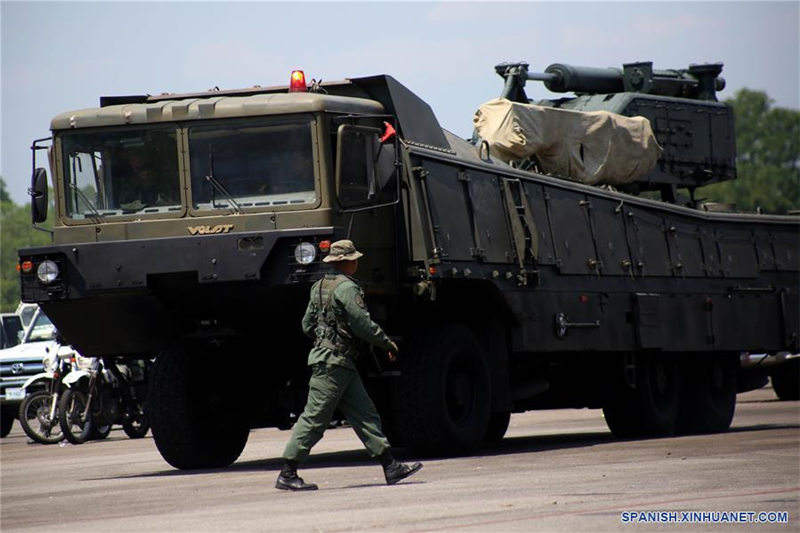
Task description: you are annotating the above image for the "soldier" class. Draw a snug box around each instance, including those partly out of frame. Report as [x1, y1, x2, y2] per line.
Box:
[117, 150, 178, 209]
[276, 239, 423, 491]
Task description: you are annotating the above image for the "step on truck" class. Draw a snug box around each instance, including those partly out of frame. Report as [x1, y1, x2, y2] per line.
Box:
[19, 63, 799, 469]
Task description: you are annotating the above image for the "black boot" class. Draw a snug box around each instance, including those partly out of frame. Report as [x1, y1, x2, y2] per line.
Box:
[275, 460, 318, 491]
[379, 450, 423, 485]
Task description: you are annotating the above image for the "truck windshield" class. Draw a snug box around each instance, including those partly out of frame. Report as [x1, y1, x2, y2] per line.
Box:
[60, 127, 180, 218]
[188, 119, 316, 210]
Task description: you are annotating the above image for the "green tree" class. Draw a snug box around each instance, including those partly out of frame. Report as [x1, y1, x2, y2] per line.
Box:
[0, 176, 53, 312]
[699, 89, 800, 214]
[0, 179, 10, 203]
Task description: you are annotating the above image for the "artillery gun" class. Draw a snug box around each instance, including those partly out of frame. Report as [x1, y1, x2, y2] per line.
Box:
[17, 61, 799, 469]
[493, 61, 735, 204]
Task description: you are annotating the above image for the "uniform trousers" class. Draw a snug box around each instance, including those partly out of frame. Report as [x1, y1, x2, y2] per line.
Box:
[283, 362, 390, 462]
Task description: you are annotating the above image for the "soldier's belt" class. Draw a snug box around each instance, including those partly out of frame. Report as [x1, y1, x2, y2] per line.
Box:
[315, 338, 359, 358]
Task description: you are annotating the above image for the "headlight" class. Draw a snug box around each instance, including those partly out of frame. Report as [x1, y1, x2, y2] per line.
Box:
[294, 242, 317, 265]
[37, 260, 60, 284]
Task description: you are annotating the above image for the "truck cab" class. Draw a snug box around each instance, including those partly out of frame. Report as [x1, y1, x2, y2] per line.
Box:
[20, 74, 406, 359]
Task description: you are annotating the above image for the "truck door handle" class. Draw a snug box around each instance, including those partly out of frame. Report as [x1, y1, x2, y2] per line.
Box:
[554, 312, 601, 339]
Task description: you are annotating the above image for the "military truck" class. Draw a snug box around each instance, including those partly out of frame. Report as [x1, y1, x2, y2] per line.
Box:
[18, 63, 799, 469]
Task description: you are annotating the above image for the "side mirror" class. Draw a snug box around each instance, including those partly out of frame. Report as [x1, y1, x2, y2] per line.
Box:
[335, 124, 381, 208]
[30, 167, 49, 223]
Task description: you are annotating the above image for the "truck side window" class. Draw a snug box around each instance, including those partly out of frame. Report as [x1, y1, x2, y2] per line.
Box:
[336, 124, 382, 207]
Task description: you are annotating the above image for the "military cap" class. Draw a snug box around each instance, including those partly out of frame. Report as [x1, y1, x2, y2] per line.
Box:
[323, 239, 364, 263]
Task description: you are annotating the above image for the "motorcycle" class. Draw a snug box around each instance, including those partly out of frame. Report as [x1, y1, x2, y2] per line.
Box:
[16, 340, 78, 444]
[58, 357, 149, 444]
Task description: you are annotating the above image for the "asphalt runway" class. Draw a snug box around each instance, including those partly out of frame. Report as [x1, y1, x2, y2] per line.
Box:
[1, 387, 798, 532]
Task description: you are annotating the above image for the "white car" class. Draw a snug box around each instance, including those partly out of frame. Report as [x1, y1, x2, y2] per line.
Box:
[0, 307, 59, 437]
[0, 313, 24, 349]
[15, 303, 39, 333]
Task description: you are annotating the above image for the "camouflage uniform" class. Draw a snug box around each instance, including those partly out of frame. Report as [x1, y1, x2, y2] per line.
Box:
[277, 240, 421, 491]
[282, 273, 395, 463]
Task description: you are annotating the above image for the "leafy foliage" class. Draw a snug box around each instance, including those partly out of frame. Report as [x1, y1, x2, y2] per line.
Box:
[0, 177, 53, 312]
[698, 89, 800, 214]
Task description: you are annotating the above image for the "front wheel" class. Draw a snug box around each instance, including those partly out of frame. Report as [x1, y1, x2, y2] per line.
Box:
[58, 389, 93, 444]
[149, 345, 249, 469]
[18, 391, 64, 444]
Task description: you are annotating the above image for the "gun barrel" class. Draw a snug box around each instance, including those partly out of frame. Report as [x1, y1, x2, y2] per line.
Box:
[526, 72, 558, 83]
[526, 61, 725, 101]
[540, 64, 624, 94]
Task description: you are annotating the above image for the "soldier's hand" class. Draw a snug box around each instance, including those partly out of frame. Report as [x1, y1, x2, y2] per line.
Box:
[388, 341, 400, 362]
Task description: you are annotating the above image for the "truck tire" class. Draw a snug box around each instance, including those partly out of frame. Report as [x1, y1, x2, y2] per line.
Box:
[677, 354, 737, 434]
[149, 346, 249, 469]
[1, 406, 15, 438]
[603, 354, 680, 438]
[484, 411, 511, 443]
[392, 323, 491, 454]
[771, 358, 800, 401]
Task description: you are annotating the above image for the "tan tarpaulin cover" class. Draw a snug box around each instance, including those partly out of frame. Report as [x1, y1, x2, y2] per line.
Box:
[473, 98, 663, 186]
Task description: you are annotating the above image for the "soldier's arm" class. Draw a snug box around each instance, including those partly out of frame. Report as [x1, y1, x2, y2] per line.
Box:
[337, 284, 394, 352]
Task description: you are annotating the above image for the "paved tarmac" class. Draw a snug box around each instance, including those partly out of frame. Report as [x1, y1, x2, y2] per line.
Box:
[1, 387, 798, 532]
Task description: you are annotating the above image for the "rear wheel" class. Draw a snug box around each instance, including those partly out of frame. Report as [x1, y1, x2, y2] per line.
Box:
[677, 354, 737, 434]
[392, 324, 492, 454]
[484, 411, 511, 443]
[59, 389, 93, 444]
[18, 391, 63, 444]
[771, 358, 800, 401]
[603, 354, 680, 438]
[149, 344, 249, 469]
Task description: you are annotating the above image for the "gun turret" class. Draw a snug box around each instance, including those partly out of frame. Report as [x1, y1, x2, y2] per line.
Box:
[497, 61, 726, 102]
[492, 61, 736, 202]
